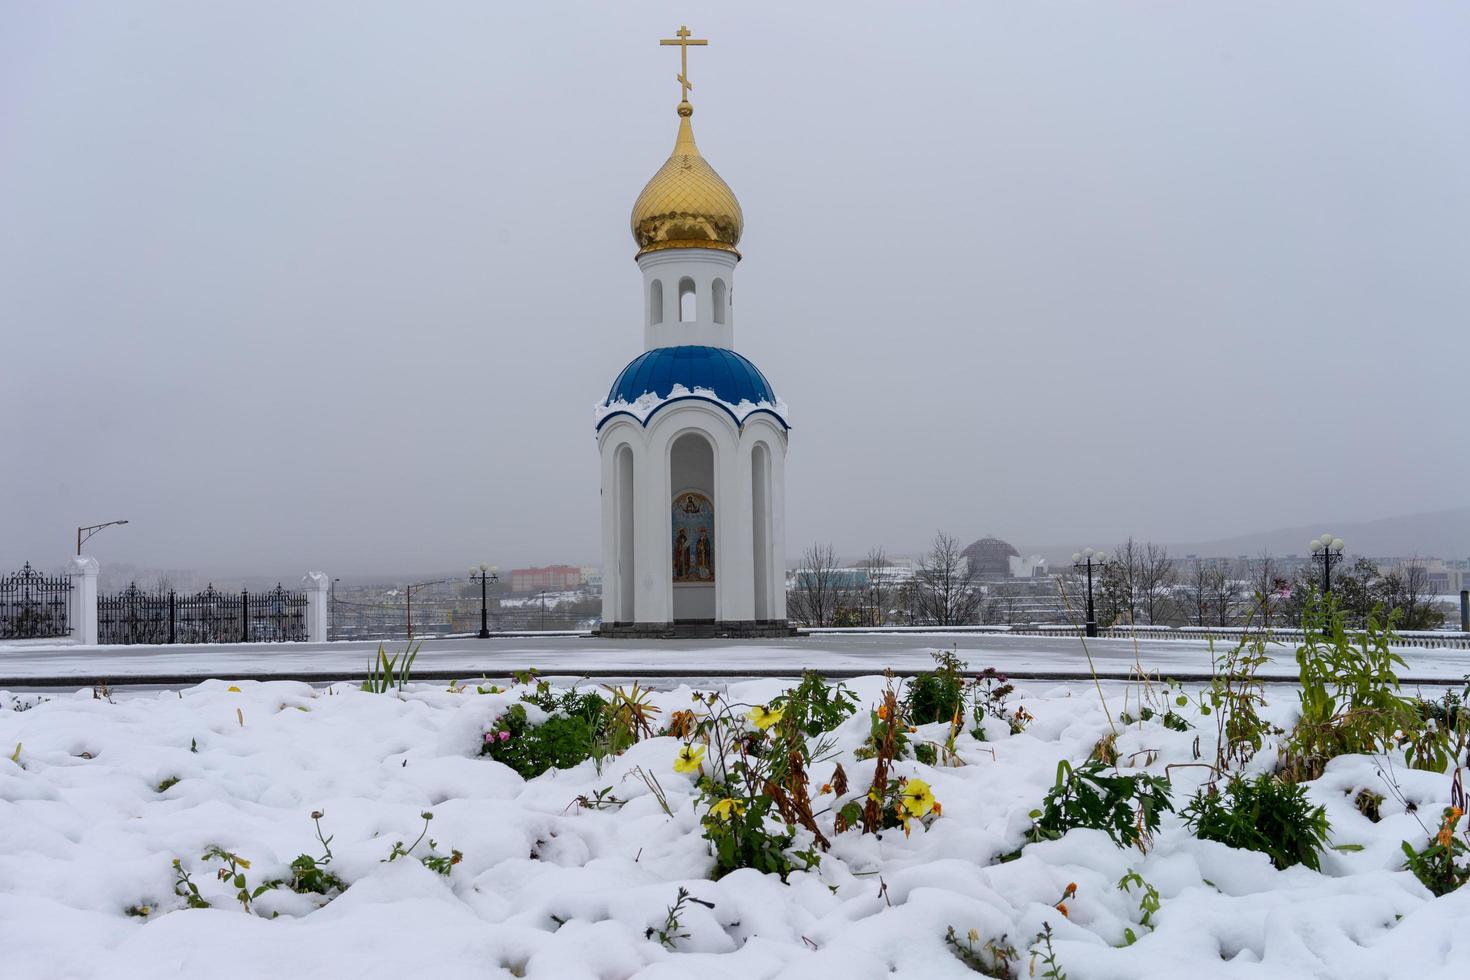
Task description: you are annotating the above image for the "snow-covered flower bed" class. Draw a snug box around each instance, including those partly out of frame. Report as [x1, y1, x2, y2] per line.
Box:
[2, 664, 1468, 979]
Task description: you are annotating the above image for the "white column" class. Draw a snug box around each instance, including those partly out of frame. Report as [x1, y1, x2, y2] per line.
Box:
[68, 556, 99, 645]
[770, 441, 789, 621]
[301, 571, 330, 642]
[634, 436, 671, 624]
[599, 440, 619, 625]
[719, 438, 755, 624]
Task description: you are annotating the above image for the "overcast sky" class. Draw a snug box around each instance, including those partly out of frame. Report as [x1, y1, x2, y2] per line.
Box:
[3, 2, 1467, 579]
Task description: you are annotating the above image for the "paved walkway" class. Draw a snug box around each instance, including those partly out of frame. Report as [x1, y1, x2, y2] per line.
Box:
[2, 631, 1467, 687]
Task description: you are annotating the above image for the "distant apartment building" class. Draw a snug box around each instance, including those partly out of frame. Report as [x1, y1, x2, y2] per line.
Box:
[510, 565, 583, 594]
[1387, 557, 1467, 595]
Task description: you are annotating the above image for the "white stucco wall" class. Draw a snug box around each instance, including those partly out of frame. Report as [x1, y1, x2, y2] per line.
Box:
[597, 399, 787, 627]
[637, 248, 738, 350]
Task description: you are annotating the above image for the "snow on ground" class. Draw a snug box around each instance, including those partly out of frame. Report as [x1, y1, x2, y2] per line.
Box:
[4, 631, 1470, 683]
[2, 671, 1468, 979]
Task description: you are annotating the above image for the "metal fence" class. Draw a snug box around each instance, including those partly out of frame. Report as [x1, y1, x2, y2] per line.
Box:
[98, 584, 307, 645]
[0, 563, 72, 639]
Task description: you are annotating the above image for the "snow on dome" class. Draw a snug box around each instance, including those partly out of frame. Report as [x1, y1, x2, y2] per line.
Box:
[596, 346, 787, 431]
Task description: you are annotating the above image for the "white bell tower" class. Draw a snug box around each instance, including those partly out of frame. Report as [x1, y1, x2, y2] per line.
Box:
[595, 27, 789, 638]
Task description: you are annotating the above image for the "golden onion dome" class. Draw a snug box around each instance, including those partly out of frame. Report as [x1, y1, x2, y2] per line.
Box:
[630, 101, 743, 258]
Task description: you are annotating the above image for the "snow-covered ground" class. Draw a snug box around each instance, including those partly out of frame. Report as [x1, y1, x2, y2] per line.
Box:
[4, 631, 1470, 684]
[3, 669, 1469, 979]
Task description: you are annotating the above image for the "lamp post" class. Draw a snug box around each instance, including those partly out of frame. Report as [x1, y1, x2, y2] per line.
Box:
[405, 578, 449, 640]
[1071, 548, 1108, 637]
[470, 564, 499, 639]
[1308, 533, 1346, 595]
[77, 520, 129, 556]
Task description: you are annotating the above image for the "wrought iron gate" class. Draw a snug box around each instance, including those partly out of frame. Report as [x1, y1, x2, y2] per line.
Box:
[0, 563, 72, 639]
[98, 583, 306, 645]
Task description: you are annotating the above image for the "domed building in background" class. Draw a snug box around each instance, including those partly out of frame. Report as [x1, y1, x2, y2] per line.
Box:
[961, 537, 1020, 580]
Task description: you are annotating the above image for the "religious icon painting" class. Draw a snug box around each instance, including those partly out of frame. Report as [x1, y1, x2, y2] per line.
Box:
[671, 491, 715, 583]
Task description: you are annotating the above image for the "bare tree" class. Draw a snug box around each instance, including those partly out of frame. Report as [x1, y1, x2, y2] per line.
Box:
[1206, 565, 1245, 627]
[1381, 557, 1446, 631]
[1107, 538, 1143, 624]
[1184, 560, 1211, 627]
[788, 542, 844, 628]
[914, 531, 982, 626]
[1137, 543, 1177, 625]
[860, 547, 893, 626]
[1246, 551, 1283, 628]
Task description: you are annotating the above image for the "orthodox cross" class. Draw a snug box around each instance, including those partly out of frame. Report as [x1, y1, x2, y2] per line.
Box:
[660, 25, 708, 103]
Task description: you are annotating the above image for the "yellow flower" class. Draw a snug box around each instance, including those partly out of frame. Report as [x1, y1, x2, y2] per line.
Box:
[227, 686, 241, 693]
[899, 777, 936, 818]
[747, 705, 784, 730]
[709, 798, 746, 821]
[673, 744, 706, 774]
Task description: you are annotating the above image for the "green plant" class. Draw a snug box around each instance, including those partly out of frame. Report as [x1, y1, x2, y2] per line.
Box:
[171, 859, 210, 909]
[481, 696, 607, 779]
[644, 886, 715, 949]
[1280, 596, 1428, 782]
[700, 792, 816, 880]
[944, 925, 1017, 977]
[601, 681, 662, 749]
[1182, 774, 1330, 870]
[156, 776, 180, 792]
[420, 844, 463, 876]
[770, 671, 860, 738]
[569, 786, 626, 811]
[202, 846, 277, 913]
[384, 811, 462, 875]
[284, 810, 345, 895]
[124, 903, 153, 918]
[914, 742, 938, 766]
[906, 650, 968, 725]
[1116, 870, 1161, 945]
[1028, 922, 1067, 979]
[1401, 805, 1470, 896]
[1028, 760, 1173, 851]
[1195, 634, 1278, 775]
[1118, 704, 1192, 732]
[361, 641, 421, 694]
[968, 668, 1015, 741]
[684, 690, 830, 878]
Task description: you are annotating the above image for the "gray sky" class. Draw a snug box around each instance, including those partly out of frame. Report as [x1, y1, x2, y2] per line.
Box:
[3, 2, 1467, 578]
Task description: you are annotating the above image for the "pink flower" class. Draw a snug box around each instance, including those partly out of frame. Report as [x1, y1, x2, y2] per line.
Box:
[498, 731, 511, 742]
[483, 732, 494, 742]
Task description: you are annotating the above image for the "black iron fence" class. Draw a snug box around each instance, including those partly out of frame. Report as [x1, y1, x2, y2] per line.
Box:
[98, 584, 307, 645]
[0, 563, 73, 639]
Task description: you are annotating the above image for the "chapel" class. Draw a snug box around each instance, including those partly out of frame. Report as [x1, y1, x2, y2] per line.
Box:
[595, 27, 790, 637]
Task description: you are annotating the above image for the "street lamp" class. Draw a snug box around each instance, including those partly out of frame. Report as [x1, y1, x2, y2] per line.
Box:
[470, 564, 499, 639]
[405, 578, 449, 640]
[1308, 533, 1346, 595]
[1071, 548, 1108, 637]
[77, 520, 129, 556]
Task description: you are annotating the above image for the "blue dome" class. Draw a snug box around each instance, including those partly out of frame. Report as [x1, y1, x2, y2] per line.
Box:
[606, 346, 777, 407]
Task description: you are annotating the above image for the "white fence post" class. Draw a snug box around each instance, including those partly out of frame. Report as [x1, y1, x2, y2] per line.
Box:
[302, 571, 329, 643]
[68, 556, 99, 645]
